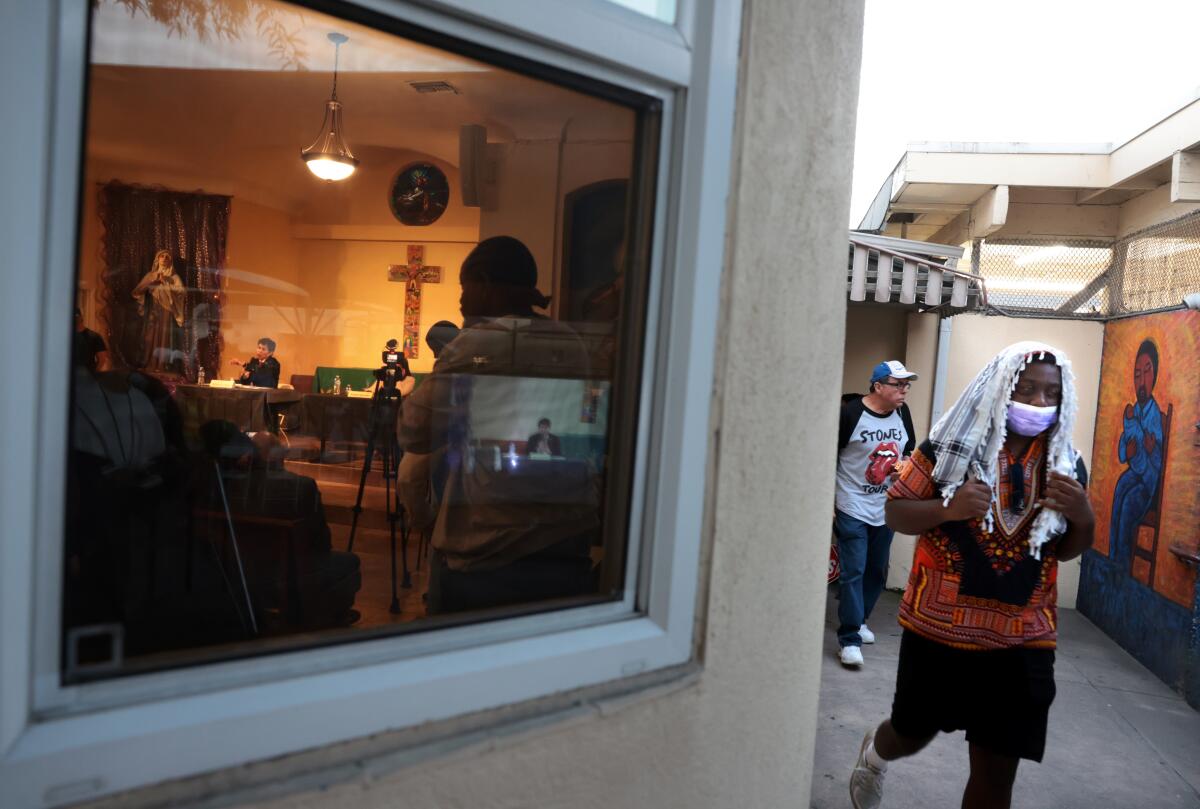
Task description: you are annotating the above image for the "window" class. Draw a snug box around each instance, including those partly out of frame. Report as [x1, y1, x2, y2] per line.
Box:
[1, 0, 739, 803]
[63, 0, 659, 682]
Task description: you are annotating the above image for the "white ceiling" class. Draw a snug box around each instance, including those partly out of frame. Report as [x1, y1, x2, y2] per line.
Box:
[86, 0, 636, 215]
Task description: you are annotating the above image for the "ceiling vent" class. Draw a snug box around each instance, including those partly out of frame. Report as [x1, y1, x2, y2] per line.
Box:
[408, 80, 459, 95]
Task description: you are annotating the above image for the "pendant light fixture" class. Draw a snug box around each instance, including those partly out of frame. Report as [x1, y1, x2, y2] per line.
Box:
[302, 32, 358, 182]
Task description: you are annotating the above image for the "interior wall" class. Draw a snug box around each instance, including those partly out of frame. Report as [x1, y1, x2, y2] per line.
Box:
[222, 198, 304, 377]
[478, 138, 634, 317]
[293, 239, 471, 375]
[554, 140, 635, 316]
[78, 149, 481, 378]
[479, 141, 560, 299]
[79, 130, 633, 381]
[942, 313, 1105, 608]
[297, 147, 479, 235]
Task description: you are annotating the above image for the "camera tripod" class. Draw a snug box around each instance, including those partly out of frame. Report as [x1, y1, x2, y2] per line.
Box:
[345, 379, 411, 615]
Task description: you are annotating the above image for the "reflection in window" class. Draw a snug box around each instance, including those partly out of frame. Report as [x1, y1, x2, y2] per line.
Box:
[604, 0, 678, 24]
[64, 0, 655, 681]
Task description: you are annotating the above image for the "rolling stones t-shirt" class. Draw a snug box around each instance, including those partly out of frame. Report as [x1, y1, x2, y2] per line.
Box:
[834, 398, 915, 526]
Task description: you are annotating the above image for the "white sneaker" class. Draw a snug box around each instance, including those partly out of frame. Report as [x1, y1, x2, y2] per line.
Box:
[859, 624, 876, 644]
[839, 645, 864, 668]
[849, 729, 885, 809]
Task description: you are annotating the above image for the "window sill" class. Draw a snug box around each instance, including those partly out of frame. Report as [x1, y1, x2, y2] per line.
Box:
[54, 661, 703, 809]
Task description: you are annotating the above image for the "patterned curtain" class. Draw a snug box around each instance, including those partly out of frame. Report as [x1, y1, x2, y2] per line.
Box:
[97, 181, 230, 380]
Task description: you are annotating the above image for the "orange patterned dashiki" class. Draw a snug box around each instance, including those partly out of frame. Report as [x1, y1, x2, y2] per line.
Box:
[889, 436, 1060, 651]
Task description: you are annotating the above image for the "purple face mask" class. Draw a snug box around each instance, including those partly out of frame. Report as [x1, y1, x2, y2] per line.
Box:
[1006, 401, 1058, 436]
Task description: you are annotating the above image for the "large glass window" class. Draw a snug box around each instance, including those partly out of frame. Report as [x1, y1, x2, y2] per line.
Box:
[65, 0, 657, 681]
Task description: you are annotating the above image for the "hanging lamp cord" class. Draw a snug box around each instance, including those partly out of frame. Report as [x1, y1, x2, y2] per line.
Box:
[331, 41, 341, 101]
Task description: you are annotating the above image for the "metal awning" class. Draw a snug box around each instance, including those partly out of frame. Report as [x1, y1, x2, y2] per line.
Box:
[847, 232, 986, 312]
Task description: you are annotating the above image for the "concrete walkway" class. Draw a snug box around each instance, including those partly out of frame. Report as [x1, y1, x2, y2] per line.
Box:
[812, 589, 1200, 809]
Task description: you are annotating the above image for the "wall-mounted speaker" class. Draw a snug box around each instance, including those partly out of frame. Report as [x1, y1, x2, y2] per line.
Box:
[459, 124, 487, 207]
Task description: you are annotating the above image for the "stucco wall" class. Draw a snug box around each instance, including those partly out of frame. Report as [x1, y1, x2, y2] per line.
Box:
[181, 1, 864, 807]
[841, 304, 909, 396]
[942, 314, 1105, 609]
[884, 312, 939, 590]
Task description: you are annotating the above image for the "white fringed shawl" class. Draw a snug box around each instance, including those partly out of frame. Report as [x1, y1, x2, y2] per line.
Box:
[927, 341, 1080, 559]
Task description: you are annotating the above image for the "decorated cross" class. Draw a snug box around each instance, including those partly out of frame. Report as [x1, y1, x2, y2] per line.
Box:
[388, 244, 442, 358]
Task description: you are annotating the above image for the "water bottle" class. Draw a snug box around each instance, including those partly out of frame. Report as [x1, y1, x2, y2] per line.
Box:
[197, 367, 206, 385]
[332, 375, 341, 395]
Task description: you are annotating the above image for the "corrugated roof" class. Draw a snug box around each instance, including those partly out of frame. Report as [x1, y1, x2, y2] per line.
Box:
[846, 233, 985, 312]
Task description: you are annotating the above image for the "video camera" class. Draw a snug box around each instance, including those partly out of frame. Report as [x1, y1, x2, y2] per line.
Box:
[374, 338, 411, 396]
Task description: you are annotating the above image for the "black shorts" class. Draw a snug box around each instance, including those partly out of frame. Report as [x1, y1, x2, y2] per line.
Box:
[890, 629, 1056, 762]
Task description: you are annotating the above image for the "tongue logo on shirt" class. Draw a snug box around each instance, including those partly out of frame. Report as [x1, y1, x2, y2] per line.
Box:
[864, 441, 899, 485]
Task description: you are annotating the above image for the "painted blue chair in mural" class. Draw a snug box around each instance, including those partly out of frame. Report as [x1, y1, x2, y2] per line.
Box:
[1132, 403, 1172, 588]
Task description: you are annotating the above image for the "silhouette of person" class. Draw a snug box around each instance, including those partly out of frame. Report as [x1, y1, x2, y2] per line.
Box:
[74, 307, 110, 372]
[401, 236, 598, 615]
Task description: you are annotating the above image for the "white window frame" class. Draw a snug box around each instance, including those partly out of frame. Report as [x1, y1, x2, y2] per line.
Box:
[0, 0, 742, 805]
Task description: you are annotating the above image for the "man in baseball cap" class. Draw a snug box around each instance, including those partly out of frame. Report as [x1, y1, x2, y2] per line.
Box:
[832, 359, 918, 668]
[869, 360, 918, 387]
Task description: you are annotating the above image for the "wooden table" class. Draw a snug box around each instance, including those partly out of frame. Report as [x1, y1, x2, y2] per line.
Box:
[299, 393, 382, 460]
[174, 384, 302, 434]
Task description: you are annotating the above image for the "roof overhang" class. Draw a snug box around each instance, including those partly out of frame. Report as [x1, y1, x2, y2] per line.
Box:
[845, 232, 985, 313]
[859, 97, 1200, 243]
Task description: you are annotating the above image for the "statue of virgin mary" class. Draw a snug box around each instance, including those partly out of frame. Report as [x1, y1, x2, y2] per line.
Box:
[130, 249, 186, 373]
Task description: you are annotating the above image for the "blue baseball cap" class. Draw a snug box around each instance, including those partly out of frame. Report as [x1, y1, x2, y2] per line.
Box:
[870, 360, 918, 385]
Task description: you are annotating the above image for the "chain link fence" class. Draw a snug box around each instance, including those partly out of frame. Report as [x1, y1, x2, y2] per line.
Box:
[978, 210, 1200, 320]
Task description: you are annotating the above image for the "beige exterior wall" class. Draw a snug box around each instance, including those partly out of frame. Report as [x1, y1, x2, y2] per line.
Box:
[884, 313, 939, 590]
[901, 313, 940, 443]
[942, 314, 1104, 608]
[81, 2, 866, 808]
[1117, 183, 1200, 237]
[998, 202, 1119, 239]
[841, 305, 909, 395]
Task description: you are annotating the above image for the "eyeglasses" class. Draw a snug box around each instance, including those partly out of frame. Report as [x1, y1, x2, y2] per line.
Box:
[878, 380, 913, 390]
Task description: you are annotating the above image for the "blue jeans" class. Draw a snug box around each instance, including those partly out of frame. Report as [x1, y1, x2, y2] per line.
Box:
[834, 510, 894, 648]
[1110, 470, 1154, 568]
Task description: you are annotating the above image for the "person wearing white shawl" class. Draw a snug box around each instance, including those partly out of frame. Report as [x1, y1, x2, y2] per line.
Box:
[849, 342, 1095, 809]
[927, 340, 1087, 560]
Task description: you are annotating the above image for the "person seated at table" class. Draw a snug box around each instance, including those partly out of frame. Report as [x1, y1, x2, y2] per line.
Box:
[229, 337, 280, 388]
[401, 236, 599, 616]
[526, 417, 562, 457]
[199, 420, 362, 629]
